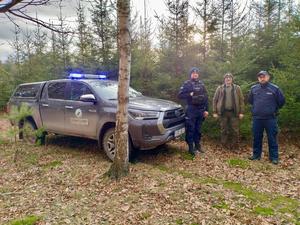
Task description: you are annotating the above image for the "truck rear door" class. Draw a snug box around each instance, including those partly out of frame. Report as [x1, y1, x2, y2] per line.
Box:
[40, 81, 67, 134]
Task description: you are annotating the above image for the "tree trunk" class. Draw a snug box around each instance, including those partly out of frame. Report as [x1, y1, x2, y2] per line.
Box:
[203, 0, 207, 62]
[221, 0, 225, 60]
[229, 0, 233, 58]
[107, 0, 131, 180]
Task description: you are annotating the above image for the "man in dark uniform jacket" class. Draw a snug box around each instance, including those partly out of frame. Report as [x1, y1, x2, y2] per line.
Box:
[178, 67, 209, 156]
[248, 71, 285, 164]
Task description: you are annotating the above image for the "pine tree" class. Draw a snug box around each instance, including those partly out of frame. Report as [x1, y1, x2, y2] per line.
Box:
[228, 0, 250, 57]
[130, 1, 156, 95]
[218, 0, 231, 60]
[49, 22, 62, 79]
[193, 0, 218, 62]
[157, 0, 192, 76]
[10, 25, 23, 84]
[90, 0, 117, 68]
[56, 1, 73, 72]
[75, 1, 95, 70]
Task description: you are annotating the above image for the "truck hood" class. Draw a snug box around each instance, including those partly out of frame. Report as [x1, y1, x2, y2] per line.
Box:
[129, 96, 182, 111]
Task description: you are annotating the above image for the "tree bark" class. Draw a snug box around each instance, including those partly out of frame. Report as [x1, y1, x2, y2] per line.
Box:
[203, 0, 207, 62]
[107, 0, 131, 180]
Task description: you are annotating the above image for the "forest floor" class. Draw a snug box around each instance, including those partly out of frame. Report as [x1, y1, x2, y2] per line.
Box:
[0, 116, 299, 225]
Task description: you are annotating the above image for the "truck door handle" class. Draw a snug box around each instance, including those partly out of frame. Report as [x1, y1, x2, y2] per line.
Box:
[65, 106, 74, 109]
[42, 104, 49, 107]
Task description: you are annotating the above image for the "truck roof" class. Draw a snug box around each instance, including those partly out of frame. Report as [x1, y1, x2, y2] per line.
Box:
[18, 81, 46, 86]
[16, 79, 119, 89]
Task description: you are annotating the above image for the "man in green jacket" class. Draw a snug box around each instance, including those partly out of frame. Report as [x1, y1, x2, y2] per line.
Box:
[213, 73, 245, 150]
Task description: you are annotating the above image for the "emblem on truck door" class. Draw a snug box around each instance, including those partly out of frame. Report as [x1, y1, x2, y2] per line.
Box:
[70, 108, 88, 125]
[75, 108, 82, 118]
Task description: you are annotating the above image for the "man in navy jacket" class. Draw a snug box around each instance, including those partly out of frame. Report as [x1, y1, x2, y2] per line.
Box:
[248, 71, 285, 164]
[178, 67, 209, 156]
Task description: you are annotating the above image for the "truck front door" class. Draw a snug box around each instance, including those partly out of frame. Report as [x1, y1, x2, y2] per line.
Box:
[64, 81, 98, 139]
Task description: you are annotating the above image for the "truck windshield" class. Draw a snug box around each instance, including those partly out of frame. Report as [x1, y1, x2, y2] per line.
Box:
[89, 81, 142, 100]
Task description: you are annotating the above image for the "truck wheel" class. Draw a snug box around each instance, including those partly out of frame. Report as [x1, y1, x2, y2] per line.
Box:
[102, 127, 133, 161]
[20, 120, 37, 144]
[20, 120, 45, 145]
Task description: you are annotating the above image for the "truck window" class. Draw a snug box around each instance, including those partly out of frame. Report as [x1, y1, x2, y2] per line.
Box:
[89, 81, 142, 100]
[69, 82, 93, 101]
[14, 84, 40, 98]
[48, 82, 66, 99]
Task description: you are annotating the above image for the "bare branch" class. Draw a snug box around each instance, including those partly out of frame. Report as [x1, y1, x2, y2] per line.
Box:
[7, 8, 73, 33]
[4, 11, 20, 28]
[1, 0, 73, 33]
[10, 0, 49, 11]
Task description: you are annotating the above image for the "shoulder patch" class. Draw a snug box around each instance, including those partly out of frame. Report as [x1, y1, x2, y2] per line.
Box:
[251, 84, 259, 89]
[269, 83, 279, 89]
[199, 80, 204, 85]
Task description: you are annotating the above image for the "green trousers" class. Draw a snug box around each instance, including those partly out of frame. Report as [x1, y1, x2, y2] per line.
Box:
[220, 111, 239, 148]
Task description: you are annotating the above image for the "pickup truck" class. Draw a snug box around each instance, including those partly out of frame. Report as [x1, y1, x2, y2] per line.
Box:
[7, 74, 185, 160]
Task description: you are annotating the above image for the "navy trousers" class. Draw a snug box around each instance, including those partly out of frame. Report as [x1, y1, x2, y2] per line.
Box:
[185, 106, 204, 153]
[252, 118, 279, 160]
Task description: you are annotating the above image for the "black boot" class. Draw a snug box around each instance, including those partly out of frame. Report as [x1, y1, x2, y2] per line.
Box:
[195, 143, 204, 153]
[188, 143, 195, 156]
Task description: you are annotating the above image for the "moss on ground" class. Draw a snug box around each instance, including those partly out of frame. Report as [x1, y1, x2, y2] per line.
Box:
[41, 160, 63, 169]
[253, 206, 274, 216]
[8, 215, 41, 225]
[213, 201, 229, 209]
[227, 158, 250, 169]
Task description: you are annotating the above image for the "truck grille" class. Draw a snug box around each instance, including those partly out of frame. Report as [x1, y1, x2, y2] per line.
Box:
[163, 108, 185, 128]
[164, 108, 184, 119]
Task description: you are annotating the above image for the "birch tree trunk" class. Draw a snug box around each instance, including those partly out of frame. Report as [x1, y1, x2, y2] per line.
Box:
[107, 0, 131, 180]
[202, 0, 208, 62]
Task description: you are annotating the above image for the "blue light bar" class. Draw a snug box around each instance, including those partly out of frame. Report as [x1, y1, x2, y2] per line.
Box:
[68, 73, 107, 79]
[69, 73, 84, 79]
[99, 75, 107, 79]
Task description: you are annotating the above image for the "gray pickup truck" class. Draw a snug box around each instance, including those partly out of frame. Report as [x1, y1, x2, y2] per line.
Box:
[7, 75, 185, 160]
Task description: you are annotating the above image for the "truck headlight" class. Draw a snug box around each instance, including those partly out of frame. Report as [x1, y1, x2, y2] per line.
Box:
[129, 109, 160, 120]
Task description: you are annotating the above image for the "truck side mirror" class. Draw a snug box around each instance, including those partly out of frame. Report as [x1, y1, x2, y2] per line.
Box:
[80, 94, 97, 103]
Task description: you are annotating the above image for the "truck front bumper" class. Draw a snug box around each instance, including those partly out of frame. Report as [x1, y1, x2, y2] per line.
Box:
[129, 112, 185, 150]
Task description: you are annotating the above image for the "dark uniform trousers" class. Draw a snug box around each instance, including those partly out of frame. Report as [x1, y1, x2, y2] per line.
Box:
[252, 118, 278, 160]
[185, 105, 204, 152]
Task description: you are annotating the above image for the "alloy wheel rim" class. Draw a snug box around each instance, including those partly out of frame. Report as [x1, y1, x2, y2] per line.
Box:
[106, 133, 115, 158]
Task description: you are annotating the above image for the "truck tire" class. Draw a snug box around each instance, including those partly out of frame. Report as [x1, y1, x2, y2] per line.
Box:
[102, 127, 134, 161]
[20, 120, 45, 145]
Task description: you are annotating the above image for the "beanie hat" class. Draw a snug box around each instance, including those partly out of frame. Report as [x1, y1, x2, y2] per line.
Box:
[224, 73, 234, 80]
[189, 67, 201, 77]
